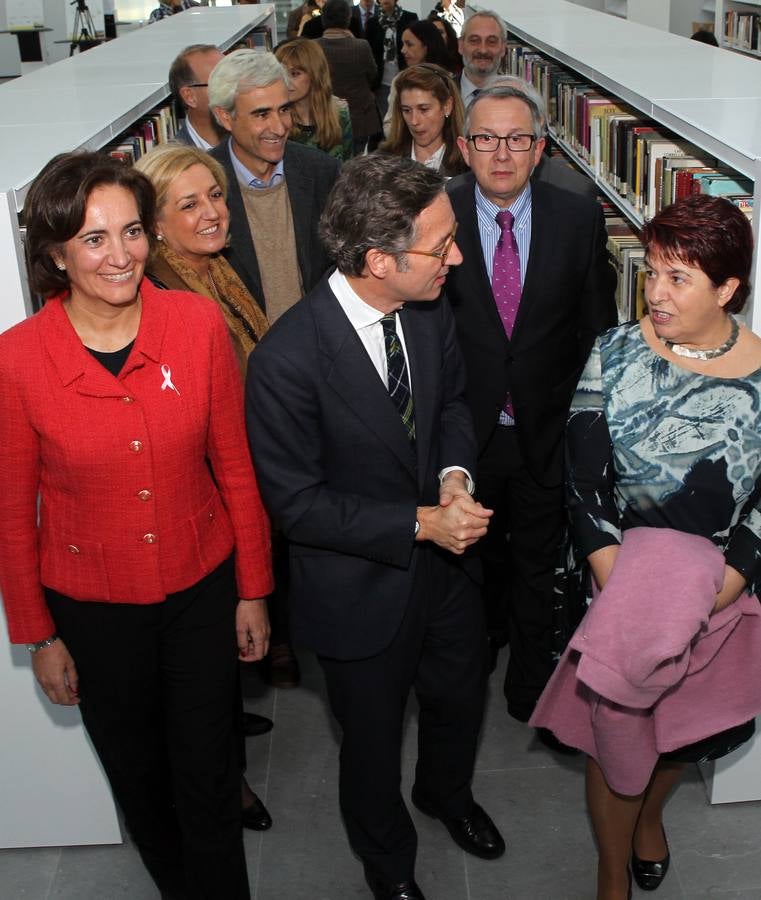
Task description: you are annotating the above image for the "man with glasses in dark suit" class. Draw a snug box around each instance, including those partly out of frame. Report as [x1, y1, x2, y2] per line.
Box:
[446, 85, 617, 742]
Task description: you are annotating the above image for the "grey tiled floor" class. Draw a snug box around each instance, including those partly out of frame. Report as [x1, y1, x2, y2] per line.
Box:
[2, 650, 761, 899]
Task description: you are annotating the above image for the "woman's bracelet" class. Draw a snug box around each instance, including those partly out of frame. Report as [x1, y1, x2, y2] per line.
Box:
[26, 634, 59, 653]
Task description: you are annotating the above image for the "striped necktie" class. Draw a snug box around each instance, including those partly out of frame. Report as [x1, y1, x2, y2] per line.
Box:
[381, 314, 415, 444]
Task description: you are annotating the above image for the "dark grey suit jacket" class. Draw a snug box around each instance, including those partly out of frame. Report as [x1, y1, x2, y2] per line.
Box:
[209, 138, 340, 315]
[445, 172, 617, 486]
[534, 153, 598, 199]
[173, 120, 194, 146]
[318, 34, 380, 139]
[246, 273, 476, 660]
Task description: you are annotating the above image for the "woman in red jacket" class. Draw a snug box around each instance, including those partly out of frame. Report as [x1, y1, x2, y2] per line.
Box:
[0, 152, 273, 900]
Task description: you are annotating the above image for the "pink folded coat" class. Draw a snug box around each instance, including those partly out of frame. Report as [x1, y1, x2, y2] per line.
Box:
[530, 527, 761, 795]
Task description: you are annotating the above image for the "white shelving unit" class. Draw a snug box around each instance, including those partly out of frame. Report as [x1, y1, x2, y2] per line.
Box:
[485, 0, 761, 804]
[716, 0, 761, 56]
[0, 5, 275, 850]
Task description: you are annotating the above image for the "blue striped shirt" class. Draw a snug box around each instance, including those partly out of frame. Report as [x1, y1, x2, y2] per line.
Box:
[475, 181, 532, 287]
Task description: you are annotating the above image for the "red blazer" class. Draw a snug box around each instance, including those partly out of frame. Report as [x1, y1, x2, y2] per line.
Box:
[0, 279, 273, 643]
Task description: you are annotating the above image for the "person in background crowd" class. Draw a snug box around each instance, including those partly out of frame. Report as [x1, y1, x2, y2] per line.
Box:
[382, 21, 450, 136]
[428, 13, 463, 74]
[275, 38, 354, 161]
[533, 194, 761, 900]
[247, 154, 504, 900]
[148, 0, 197, 24]
[0, 151, 273, 899]
[434, 0, 464, 37]
[287, 0, 309, 38]
[457, 10, 506, 106]
[317, 0, 381, 156]
[170, 44, 225, 150]
[351, 0, 377, 37]
[366, 0, 417, 119]
[381, 63, 466, 177]
[445, 85, 617, 739]
[297, 0, 324, 35]
[135, 143, 274, 831]
[691, 28, 719, 45]
[209, 49, 340, 688]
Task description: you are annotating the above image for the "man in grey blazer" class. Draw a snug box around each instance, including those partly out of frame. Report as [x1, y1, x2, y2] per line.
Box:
[209, 49, 340, 320]
[169, 44, 225, 149]
[209, 49, 340, 688]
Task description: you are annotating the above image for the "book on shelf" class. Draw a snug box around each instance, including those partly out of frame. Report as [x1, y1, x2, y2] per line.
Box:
[724, 10, 761, 50]
[106, 105, 178, 164]
[505, 41, 753, 223]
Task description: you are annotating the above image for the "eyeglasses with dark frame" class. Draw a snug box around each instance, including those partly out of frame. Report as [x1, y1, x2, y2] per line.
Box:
[187, 82, 208, 88]
[402, 224, 459, 266]
[467, 133, 536, 153]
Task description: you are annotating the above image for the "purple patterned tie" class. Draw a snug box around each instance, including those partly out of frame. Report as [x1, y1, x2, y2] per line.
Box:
[492, 210, 522, 417]
[492, 210, 522, 338]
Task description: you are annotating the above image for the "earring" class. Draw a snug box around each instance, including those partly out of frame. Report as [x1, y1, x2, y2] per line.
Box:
[56, 262, 66, 271]
[156, 234, 164, 241]
[445, 113, 450, 118]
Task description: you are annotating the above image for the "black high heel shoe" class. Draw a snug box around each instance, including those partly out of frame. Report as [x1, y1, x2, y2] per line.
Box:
[631, 825, 670, 891]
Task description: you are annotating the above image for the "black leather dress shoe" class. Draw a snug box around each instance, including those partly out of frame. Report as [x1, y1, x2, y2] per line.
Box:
[241, 793, 272, 831]
[411, 788, 505, 860]
[536, 727, 580, 756]
[631, 826, 670, 891]
[243, 712, 274, 737]
[366, 873, 426, 900]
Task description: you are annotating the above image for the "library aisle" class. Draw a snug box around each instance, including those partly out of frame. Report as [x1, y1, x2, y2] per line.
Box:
[1, 648, 760, 899]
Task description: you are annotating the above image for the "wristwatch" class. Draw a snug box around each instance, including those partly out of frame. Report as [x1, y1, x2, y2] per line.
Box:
[26, 634, 58, 653]
[415, 520, 420, 536]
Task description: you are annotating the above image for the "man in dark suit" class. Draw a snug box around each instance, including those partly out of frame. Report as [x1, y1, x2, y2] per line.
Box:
[446, 85, 617, 730]
[208, 49, 340, 322]
[247, 156, 504, 900]
[350, 0, 377, 36]
[169, 44, 225, 149]
[366, 0, 417, 117]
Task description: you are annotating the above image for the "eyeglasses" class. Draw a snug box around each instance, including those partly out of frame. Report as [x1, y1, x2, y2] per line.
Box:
[403, 224, 458, 266]
[187, 82, 208, 88]
[467, 133, 536, 152]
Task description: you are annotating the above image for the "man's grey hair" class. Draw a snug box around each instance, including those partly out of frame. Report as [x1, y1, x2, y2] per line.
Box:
[320, 156, 445, 278]
[487, 75, 548, 133]
[464, 84, 544, 140]
[208, 50, 289, 116]
[461, 10, 507, 43]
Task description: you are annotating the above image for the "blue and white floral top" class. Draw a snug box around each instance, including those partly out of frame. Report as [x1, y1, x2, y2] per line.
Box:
[566, 321, 761, 595]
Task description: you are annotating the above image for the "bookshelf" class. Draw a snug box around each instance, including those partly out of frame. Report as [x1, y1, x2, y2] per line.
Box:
[0, 5, 276, 334]
[716, 0, 761, 56]
[483, 0, 761, 333]
[0, 5, 275, 851]
[485, 0, 761, 804]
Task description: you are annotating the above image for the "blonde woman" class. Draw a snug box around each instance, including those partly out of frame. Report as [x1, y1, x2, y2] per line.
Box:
[135, 144, 268, 377]
[135, 144, 275, 832]
[275, 37, 353, 161]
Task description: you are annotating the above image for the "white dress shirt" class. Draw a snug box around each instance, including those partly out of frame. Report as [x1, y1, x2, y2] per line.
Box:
[329, 270, 474, 492]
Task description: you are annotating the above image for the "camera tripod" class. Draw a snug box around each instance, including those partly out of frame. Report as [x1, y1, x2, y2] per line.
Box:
[69, 0, 101, 56]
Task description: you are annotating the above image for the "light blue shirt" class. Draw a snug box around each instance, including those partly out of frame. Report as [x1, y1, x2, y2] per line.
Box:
[475, 180, 532, 287]
[227, 138, 285, 189]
